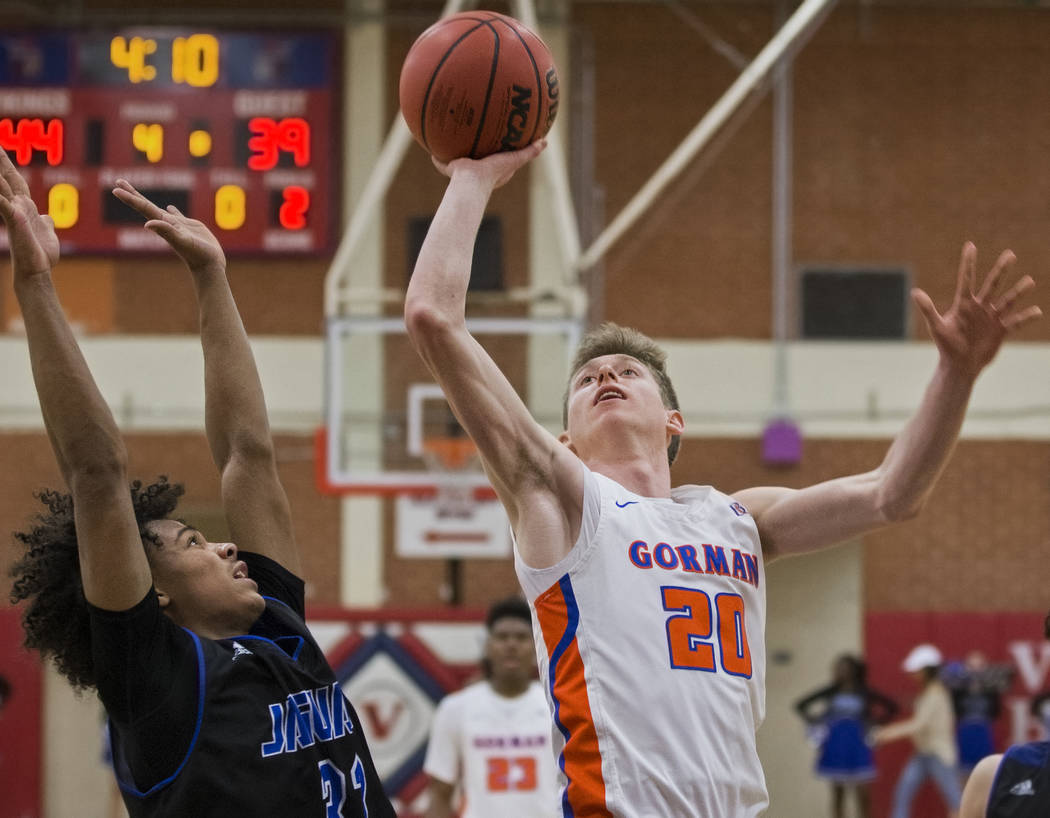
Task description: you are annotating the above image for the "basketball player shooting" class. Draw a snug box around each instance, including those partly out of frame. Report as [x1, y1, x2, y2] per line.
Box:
[404, 141, 1042, 816]
[1, 148, 395, 817]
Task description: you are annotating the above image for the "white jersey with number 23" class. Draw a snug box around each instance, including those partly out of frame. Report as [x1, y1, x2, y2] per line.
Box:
[424, 679, 560, 818]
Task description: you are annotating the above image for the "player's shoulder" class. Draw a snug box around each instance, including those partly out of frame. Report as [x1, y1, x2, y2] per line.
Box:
[671, 482, 724, 505]
[672, 483, 760, 524]
[523, 679, 550, 708]
[437, 679, 488, 711]
[1003, 739, 1050, 765]
[961, 753, 1003, 818]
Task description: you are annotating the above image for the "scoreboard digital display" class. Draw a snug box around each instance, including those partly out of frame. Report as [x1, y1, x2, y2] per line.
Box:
[0, 29, 339, 255]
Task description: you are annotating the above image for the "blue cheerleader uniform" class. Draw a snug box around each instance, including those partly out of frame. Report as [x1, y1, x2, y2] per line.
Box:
[797, 684, 899, 784]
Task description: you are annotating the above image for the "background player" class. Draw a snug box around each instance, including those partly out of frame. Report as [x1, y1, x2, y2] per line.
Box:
[424, 596, 558, 818]
[795, 654, 898, 818]
[2, 149, 395, 817]
[403, 141, 1040, 816]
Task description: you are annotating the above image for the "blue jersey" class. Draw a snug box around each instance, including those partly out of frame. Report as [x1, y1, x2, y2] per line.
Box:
[94, 553, 395, 818]
[987, 741, 1050, 817]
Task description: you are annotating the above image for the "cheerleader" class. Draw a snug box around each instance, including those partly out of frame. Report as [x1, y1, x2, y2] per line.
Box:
[944, 651, 1012, 776]
[796, 654, 899, 818]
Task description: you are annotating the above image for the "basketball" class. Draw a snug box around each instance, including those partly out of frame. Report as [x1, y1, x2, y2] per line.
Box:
[399, 11, 559, 163]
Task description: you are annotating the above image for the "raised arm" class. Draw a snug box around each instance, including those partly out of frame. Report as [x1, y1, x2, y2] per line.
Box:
[404, 142, 583, 569]
[111, 182, 299, 574]
[739, 242, 1041, 561]
[0, 149, 151, 611]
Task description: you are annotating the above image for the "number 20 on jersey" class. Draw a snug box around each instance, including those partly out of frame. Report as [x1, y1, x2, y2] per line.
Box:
[662, 587, 752, 677]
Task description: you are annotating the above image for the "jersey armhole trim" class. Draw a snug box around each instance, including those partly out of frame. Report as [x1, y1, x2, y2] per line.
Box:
[116, 629, 206, 798]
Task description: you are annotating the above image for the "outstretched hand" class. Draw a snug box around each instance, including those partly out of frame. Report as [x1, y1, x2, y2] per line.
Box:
[0, 147, 59, 281]
[111, 179, 225, 274]
[432, 139, 547, 192]
[912, 242, 1042, 378]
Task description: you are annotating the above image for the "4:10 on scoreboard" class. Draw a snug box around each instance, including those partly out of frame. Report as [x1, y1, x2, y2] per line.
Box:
[0, 29, 338, 255]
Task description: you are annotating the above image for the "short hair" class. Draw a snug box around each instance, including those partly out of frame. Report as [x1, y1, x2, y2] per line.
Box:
[9, 476, 184, 691]
[562, 322, 681, 465]
[486, 596, 532, 631]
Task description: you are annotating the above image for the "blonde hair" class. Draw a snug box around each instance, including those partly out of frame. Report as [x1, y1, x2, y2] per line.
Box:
[562, 322, 681, 465]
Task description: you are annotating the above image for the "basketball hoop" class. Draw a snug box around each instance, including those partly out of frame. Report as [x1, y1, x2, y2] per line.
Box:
[422, 437, 481, 520]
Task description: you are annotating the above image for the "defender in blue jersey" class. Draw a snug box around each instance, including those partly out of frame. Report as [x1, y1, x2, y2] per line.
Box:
[2, 150, 395, 818]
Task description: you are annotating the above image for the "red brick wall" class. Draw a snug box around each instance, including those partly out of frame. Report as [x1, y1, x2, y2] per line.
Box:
[0, 432, 342, 605]
[576, 3, 1050, 343]
[1, 4, 1046, 616]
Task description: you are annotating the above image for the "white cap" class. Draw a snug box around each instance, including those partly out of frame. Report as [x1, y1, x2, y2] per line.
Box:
[902, 643, 943, 672]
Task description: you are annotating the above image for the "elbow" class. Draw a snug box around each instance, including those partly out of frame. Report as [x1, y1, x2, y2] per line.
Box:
[866, 468, 926, 524]
[404, 301, 461, 350]
[227, 431, 277, 467]
[876, 489, 926, 524]
[67, 451, 129, 498]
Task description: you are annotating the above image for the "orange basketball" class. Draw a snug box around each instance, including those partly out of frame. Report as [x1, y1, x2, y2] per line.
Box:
[399, 11, 559, 163]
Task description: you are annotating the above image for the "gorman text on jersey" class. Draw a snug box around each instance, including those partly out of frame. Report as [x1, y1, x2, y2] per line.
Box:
[627, 540, 760, 588]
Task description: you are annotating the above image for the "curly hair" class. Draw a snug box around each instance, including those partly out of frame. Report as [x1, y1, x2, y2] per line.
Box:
[9, 476, 184, 692]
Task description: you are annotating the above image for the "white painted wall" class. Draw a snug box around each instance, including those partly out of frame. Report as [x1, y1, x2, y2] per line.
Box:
[43, 668, 127, 818]
[1, 337, 1045, 438]
[759, 542, 864, 817]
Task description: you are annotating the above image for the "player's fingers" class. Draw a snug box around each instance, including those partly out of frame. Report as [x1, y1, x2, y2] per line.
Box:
[112, 185, 168, 220]
[145, 220, 180, 243]
[911, 287, 941, 331]
[0, 155, 15, 199]
[956, 241, 976, 299]
[0, 147, 29, 196]
[976, 249, 1014, 302]
[430, 154, 452, 177]
[995, 275, 1035, 315]
[166, 204, 186, 218]
[1003, 305, 1043, 331]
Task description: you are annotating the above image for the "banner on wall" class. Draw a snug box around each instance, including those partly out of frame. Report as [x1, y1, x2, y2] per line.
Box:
[865, 610, 1049, 818]
[0, 606, 42, 818]
[310, 607, 489, 818]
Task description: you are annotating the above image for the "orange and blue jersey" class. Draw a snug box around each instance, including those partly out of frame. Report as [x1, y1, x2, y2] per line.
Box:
[515, 465, 768, 818]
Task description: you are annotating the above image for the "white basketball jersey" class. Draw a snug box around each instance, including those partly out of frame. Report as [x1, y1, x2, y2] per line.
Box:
[514, 466, 768, 817]
[423, 680, 560, 818]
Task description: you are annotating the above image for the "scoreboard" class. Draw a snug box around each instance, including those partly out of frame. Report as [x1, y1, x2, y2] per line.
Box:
[0, 29, 339, 255]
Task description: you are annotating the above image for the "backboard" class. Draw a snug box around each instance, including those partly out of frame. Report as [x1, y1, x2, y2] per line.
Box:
[321, 315, 581, 497]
